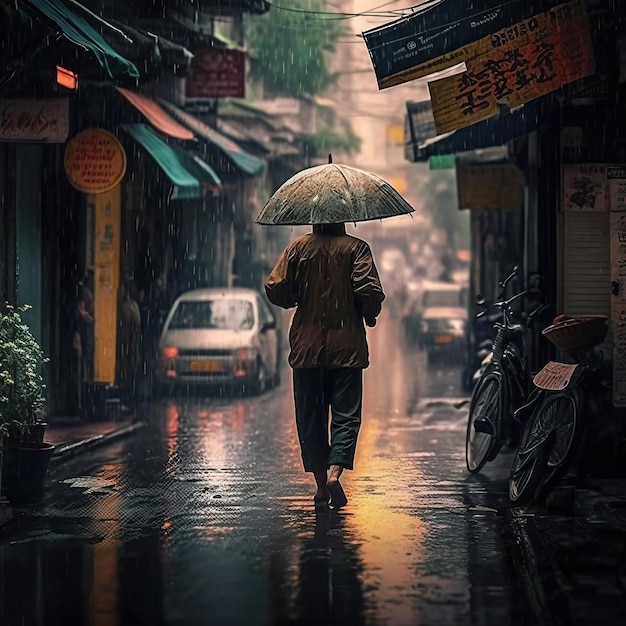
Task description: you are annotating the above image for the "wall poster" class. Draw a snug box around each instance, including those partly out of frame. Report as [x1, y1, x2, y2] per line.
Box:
[563, 163, 608, 212]
[92, 186, 121, 385]
[609, 166, 626, 406]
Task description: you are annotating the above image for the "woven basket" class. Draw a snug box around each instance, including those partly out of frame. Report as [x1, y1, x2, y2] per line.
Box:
[542, 315, 608, 352]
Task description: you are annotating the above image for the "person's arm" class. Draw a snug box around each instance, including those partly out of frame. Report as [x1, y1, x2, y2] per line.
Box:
[265, 244, 298, 309]
[352, 242, 385, 327]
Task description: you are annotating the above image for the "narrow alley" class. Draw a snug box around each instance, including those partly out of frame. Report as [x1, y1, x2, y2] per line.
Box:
[0, 315, 526, 626]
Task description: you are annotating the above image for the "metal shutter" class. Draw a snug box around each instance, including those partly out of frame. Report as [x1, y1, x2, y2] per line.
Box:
[562, 211, 611, 350]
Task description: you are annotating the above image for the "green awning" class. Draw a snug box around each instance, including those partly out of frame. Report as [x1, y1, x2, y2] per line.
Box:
[27, 0, 139, 79]
[122, 124, 201, 200]
[174, 150, 222, 187]
[158, 99, 265, 176]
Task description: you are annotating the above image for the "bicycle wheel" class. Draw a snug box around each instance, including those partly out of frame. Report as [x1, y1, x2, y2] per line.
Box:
[509, 389, 581, 505]
[466, 370, 502, 473]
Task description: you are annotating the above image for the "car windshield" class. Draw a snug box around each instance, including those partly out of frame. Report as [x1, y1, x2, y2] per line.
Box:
[423, 290, 461, 308]
[168, 299, 255, 331]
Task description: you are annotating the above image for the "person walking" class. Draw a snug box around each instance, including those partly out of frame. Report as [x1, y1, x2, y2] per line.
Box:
[117, 277, 142, 412]
[265, 222, 385, 510]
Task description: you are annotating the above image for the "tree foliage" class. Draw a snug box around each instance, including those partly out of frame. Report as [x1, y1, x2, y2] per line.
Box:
[418, 169, 469, 252]
[245, 0, 344, 98]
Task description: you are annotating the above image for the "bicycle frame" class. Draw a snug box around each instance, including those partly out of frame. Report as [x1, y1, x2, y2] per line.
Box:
[509, 325, 612, 505]
[465, 266, 551, 475]
[474, 273, 541, 446]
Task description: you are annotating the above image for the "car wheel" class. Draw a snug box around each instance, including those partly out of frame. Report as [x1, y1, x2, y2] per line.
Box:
[249, 360, 266, 396]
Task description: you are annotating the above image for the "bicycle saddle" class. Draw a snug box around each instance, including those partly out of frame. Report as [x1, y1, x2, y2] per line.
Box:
[533, 361, 584, 391]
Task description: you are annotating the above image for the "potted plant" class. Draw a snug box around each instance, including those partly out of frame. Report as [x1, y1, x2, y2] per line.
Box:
[0, 304, 55, 501]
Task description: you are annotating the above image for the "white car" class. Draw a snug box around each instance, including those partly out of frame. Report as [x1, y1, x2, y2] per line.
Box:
[156, 288, 281, 395]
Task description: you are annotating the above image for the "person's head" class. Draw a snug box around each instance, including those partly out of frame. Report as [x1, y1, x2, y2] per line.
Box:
[313, 223, 346, 235]
[121, 276, 135, 300]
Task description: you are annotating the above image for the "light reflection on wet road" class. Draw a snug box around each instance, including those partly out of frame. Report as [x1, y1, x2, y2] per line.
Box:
[0, 315, 525, 626]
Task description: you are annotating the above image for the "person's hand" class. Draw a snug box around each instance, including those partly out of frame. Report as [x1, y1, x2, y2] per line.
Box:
[77, 302, 94, 324]
[365, 316, 377, 328]
[72, 331, 82, 355]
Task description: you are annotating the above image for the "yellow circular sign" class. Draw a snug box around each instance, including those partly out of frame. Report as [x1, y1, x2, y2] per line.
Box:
[64, 128, 126, 194]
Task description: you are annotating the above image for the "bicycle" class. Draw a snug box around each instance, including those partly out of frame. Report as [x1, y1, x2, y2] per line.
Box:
[508, 315, 610, 506]
[465, 267, 548, 474]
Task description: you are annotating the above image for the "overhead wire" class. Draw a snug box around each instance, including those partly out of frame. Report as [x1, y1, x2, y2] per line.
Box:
[265, 4, 394, 19]
[264, 0, 413, 20]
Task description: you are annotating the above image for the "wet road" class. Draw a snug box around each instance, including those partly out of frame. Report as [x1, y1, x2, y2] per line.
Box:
[1, 316, 527, 626]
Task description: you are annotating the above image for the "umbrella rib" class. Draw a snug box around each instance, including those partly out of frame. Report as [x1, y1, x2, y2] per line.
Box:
[332, 164, 351, 189]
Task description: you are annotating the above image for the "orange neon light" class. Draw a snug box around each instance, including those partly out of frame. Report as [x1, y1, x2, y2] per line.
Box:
[56, 65, 78, 90]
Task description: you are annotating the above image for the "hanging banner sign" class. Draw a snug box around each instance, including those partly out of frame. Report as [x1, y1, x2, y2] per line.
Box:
[457, 162, 524, 211]
[0, 98, 69, 142]
[91, 186, 121, 384]
[64, 128, 127, 194]
[363, 0, 564, 89]
[428, 0, 595, 134]
[405, 100, 436, 145]
[186, 49, 245, 99]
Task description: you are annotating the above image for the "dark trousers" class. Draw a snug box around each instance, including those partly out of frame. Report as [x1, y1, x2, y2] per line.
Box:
[292, 367, 363, 473]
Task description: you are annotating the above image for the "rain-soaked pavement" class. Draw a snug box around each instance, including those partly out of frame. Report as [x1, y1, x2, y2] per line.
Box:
[0, 315, 529, 626]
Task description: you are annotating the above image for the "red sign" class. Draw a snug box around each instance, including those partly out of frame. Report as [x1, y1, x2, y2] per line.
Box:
[0, 98, 69, 142]
[186, 49, 245, 99]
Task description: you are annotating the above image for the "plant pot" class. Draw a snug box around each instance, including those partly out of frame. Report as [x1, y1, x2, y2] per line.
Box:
[23, 422, 47, 444]
[0, 442, 55, 502]
[82, 383, 114, 421]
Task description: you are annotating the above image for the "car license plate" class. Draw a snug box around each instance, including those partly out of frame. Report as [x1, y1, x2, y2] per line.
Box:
[189, 360, 221, 372]
[435, 334, 453, 344]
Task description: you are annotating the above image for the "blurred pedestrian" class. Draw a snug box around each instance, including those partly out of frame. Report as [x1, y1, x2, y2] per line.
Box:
[147, 278, 166, 351]
[117, 277, 141, 412]
[265, 222, 385, 511]
[70, 274, 94, 416]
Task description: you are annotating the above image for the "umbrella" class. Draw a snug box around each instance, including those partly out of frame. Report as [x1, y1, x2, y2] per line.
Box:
[255, 155, 414, 225]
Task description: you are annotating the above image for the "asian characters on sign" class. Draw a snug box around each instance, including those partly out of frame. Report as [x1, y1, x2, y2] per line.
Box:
[64, 128, 127, 194]
[0, 98, 69, 142]
[428, 0, 595, 135]
[453, 39, 559, 117]
[186, 49, 245, 100]
[563, 164, 608, 212]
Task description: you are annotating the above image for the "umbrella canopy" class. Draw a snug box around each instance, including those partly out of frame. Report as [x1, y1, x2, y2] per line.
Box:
[255, 160, 414, 225]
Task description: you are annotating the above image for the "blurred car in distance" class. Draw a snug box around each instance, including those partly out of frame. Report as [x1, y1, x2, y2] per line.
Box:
[400, 278, 425, 340]
[156, 288, 280, 395]
[413, 280, 468, 363]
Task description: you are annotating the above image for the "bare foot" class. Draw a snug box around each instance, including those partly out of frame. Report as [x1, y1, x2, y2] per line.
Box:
[314, 488, 330, 501]
[327, 465, 348, 509]
[326, 479, 348, 509]
[313, 469, 330, 509]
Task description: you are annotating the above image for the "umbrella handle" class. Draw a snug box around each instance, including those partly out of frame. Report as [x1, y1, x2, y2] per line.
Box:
[328, 153, 332, 164]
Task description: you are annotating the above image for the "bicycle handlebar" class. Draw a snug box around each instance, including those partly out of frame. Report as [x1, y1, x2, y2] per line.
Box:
[493, 288, 540, 310]
[476, 268, 542, 330]
[498, 265, 519, 290]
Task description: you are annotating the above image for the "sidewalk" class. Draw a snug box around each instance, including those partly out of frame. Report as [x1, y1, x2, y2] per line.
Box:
[46, 416, 144, 460]
[0, 417, 144, 530]
[507, 479, 626, 625]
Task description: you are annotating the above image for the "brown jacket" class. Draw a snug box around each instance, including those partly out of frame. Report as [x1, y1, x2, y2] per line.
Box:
[265, 228, 385, 368]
